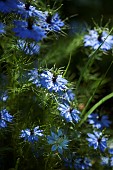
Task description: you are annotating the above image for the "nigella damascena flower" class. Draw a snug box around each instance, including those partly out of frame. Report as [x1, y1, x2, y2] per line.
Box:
[17, 40, 40, 55]
[20, 126, 43, 143]
[74, 157, 92, 170]
[0, 91, 8, 101]
[47, 129, 69, 154]
[84, 30, 113, 51]
[88, 113, 111, 130]
[16, 1, 44, 19]
[0, 0, 19, 13]
[40, 71, 68, 92]
[86, 131, 108, 152]
[38, 12, 64, 32]
[58, 103, 80, 123]
[101, 156, 113, 167]
[13, 19, 46, 42]
[0, 22, 5, 34]
[28, 68, 40, 87]
[0, 109, 13, 128]
[59, 89, 75, 104]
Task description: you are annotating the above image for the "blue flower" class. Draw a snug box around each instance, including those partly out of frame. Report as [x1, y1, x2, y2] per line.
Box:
[0, 91, 8, 101]
[0, 0, 19, 13]
[20, 126, 43, 143]
[0, 109, 13, 128]
[47, 129, 69, 154]
[58, 103, 80, 123]
[38, 12, 64, 32]
[17, 40, 40, 55]
[59, 89, 75, 104]
[101, 156, 113, 167]
[13, 20, 46, 42]
[88, 113, 111, 130]
[74, 157, 92, 170]
[16, 2, 44, 19]
[86, 131, 108, 152]
[0, 22, 5, 34]
[28, 68, 40, 86]
[84, 30, 113, 51]
[101, 157, 109, 166]
[40, 71, 68, 92]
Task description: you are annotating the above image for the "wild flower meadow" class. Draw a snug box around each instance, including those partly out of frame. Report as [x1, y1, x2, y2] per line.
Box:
[1, 0, 113, 170]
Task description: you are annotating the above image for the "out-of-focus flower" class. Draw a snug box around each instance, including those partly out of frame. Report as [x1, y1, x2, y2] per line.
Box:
[74, 157, 92, 169]
[47, 129, 69, 154]
[17, 40, 40, 55]
[86, 131, 108, 152]
[13, 20, 46, 42]
[28, 68, 40, 87]
[0, 109, 13, 128]
[16, 2, 44, 19]
[0, 0, 19, 13]
[88, 113, 111, 130]
[0, 22, 5, 34]
[84, 30, 113, 51]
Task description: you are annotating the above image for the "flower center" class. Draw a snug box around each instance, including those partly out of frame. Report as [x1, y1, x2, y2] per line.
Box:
[52, 76, 57, 83]
[27, 18, 33, 30]
[46, 14, 52, 24]
[98, 34, 103, 42]
[30, 129, 34, 135]
[25, 2, 30, 10]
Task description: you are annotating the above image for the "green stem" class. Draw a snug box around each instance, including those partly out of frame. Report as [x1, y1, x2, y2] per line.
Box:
[79, 92, 113, 126]
[76, 27, 113, 93]
[81, 60, 113, 116]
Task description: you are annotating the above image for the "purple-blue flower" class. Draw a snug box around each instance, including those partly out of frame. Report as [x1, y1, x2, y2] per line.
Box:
[59, 89, 75, 104]
[28, 68, 40, 86]
[101, 156, 113, 167]
[58, 103, 80, 123]
[74, 157, 92, 170]
[13, 20, 46, 42]
[17, 40, 40, 55]
[86, 131, 108, 152]
[47, 129, 69, 154]
[88, 113, 111, 130]
[0, 109, 13, 128]
[0, 0, 19, 13]
[38, 12, 64, 32]
[20, 126, 43, 143]
[84, 30, 113, 51]
[40, 71, 68, 92]
[0, 22, 5, 34]
[16, 2, 43, 19]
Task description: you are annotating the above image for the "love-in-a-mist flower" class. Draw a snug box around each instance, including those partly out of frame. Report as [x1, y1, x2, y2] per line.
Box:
[13, 19, 46, 42]
[58, 103, 80, 123]
[74, 157, 92, 170]
[40, 71, 68, 92]
[0, 109, 13, 128]
[20, 126, 43, 143]
[17, 40, 40, 55]
[84, 30, 113, 51]
[47, 129, 69, 154]
[0, 0, 19, 13]
[59, 89, 75, 104]
[28, 68, 40, 87]
[38, 12, 64, 32]
[86, 131, 108, 152]
[101, 157, 113, 167]
[0, 91, 8, 101]
[16, 1, 43, 19]
[0, 22, 5, 34]
[88, 113, 111, 130]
